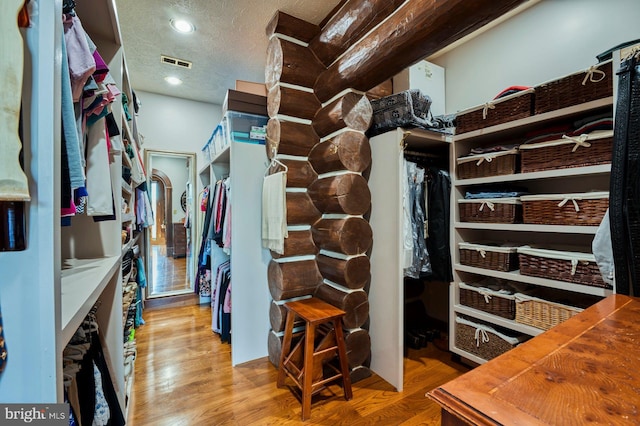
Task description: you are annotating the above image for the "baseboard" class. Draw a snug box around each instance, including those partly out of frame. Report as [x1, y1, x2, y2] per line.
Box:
[145, 293, 199, 310]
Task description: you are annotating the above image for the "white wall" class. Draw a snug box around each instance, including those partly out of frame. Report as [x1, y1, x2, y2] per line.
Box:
[430, 0, 640, 113]
[149, 155, 189, 223]
[134, 90, 222, 171]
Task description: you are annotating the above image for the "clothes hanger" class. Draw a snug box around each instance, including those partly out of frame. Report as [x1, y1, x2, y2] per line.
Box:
[264, 156, 288, 177]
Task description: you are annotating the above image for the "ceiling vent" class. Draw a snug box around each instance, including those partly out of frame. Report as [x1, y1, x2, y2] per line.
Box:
[160, 55, 192, 69]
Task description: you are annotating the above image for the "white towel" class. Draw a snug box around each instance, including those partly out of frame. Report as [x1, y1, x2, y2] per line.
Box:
[262, 171, 288, 254]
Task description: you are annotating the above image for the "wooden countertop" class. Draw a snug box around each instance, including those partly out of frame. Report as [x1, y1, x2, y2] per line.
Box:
[428, 294, 640, 425]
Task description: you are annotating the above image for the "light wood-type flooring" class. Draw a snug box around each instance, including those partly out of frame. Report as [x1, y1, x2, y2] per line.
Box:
[149, 244, 190, 294]
[130, 304, 469, 425]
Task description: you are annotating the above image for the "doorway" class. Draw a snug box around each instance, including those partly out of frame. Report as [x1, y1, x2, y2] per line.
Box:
[144, 149, 198, 298]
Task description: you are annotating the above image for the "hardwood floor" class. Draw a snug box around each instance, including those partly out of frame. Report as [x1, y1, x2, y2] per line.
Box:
[149, 244, 190, 294]
[130, 304, 469, 425]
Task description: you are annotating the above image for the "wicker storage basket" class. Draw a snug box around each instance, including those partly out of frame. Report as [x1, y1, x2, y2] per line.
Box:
[515, 289, 583, 330]
[457, 149, 518, 179]
[459, 242, 519, 272]
[455, 316, 528, 360]
[520, 191, 608, 226]
[459, 281, 516, 319]
[459, 198, 522, 223]
[535, 60, 613, 115]
[456, 89, 535, 134]
[517, 245, 611, 288]
[519, 130, 613, 173]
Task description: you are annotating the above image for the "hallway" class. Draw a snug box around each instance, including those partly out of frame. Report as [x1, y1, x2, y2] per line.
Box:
[129, 304, 468, 425]
[149, 244, 190, 294]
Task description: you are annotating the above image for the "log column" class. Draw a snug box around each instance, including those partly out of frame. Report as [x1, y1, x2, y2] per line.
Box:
[266, 0, 527, 385]
[305, 90, 374, 382]
[264, 13, 327, 370]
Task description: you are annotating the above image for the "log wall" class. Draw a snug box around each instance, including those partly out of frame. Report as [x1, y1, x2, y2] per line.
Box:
[264, 0, 523, 384]
[264, 11, 373, 381]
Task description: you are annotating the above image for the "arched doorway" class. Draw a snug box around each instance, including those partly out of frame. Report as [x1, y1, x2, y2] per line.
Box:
[151, 169, 172, 247]
[145, 150, 197, 298]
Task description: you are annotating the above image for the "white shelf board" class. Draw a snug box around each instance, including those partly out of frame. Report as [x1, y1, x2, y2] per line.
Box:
[454, 264, 613, 297]
[198, 162, 210, 176]
[212, 145, 230, 164]
[122, 213, 135, 223]
[122, 118, 137, 146]
[454, 222, 599, 234]
[121, 233, 140, 256]
[122, 269, 133, 286]
[453, 304, 544, 337]
[449, 346, 487, 365]
[402, 127, 452, 147]
[60, 256, 121, 345]
[121, 179, 132, 195]
[455, 97, 614, 141]
[456, 164, 611, 186]
[122, 151, 133, 168]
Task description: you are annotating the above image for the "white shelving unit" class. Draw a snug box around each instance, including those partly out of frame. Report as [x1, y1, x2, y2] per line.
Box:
[0, 0, 137, 410]
[198, 111, 271, 366]
[61, 256, 121, 344]
[369, 127, 452, 392]
[449, 96, 615, 364]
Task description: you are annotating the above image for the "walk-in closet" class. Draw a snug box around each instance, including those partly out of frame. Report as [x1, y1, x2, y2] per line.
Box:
[3, 0, 640, 425]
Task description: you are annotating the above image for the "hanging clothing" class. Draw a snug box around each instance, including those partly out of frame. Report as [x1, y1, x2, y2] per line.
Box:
[609, 52, 640, 295]
[68, 316, 125, 426]
[62, 14, 96, 101]
[85, 117, 114, 216]
[212, 260, 231, 337]
[401, 155, 452, 282]
[402, 159, 414, 269]
[61, 31, 86, 193]
[261, 171, 288, 255]
[425, 167, 453, 283]
[404, 161, 431, 278]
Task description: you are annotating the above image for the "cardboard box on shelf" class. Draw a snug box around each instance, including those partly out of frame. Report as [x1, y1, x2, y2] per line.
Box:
[222, 89, 267, 116]
[235, 80, 268, 97]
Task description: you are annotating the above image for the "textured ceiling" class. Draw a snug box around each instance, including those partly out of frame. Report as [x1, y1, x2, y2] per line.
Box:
[115, 0, 342, 105]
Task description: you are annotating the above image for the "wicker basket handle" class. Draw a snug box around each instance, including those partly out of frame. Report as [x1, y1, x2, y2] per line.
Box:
[478, 289, 492, 303]
[558, 197, 580, 212]
[479, 201, 495, 212]
[581, 65, 606, 86]
[475, 248, 487, 258]
[561, 134, 591, 152]
[482, 102, 495, 119]
[474, 328, 489, 347]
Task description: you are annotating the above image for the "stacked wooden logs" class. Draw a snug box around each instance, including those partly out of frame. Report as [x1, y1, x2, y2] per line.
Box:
[265, 10, 376, 382]
[264, 0, 527, 383]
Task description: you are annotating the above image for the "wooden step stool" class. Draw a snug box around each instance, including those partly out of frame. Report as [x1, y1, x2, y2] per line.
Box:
[277, 297, 353, 421]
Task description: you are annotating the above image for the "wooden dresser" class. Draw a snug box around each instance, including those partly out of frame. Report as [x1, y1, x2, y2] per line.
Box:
[428, 294, 640, 425]
[172, 223, 187, 258]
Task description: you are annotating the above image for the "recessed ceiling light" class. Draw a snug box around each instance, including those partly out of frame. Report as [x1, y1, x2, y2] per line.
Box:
[170, 19, 195, 33]
[164, 76, 183, 85]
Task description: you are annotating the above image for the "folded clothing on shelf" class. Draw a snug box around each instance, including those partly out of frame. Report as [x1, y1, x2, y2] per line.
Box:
[465, 184, 528, 199]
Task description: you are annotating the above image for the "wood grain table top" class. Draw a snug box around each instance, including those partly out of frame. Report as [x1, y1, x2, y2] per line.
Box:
[428, 294, 640, 425]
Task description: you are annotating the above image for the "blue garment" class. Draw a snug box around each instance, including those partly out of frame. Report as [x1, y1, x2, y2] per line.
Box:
[61, 32, 85, 191]
[464, 191, 527, 199]
[135, 285, 145, 327]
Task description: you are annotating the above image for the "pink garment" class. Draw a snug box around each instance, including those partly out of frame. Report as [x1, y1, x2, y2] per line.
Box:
[105, 126, 112, 152]
[106, 84, 121, 98]
[63, 14, 96, 102]
[223, 187, 231, 250]
[61, 199, 77, 217]
[223, 284, 231, 314]
[92, 50, 109, 79]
